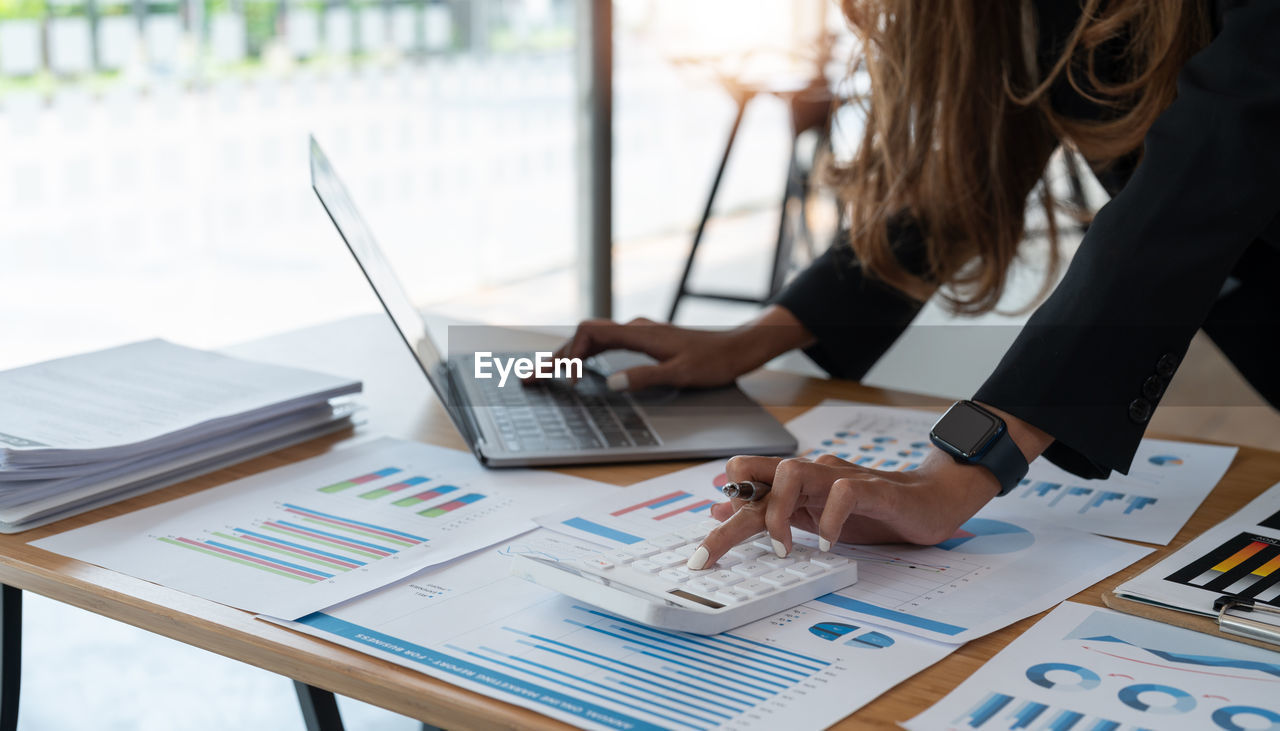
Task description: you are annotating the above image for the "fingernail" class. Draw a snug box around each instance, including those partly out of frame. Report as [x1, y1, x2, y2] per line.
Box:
[771, 539, 788, 558]
[818, 537, 831, 553]
[606, 372, 628, 391]
[686, 546, 710, 571]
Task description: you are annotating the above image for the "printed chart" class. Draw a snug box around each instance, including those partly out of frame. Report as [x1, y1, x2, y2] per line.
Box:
[1118, 482, 1280, 616]
[35, 438, 615, 618]
[278, 529, 956, 731]
[538, 460, 1150, 644]
[905, 602, 1280, 731]
[786, 401, 1237, 544]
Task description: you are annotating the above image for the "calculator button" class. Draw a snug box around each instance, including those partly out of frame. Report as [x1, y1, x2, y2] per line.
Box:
[581, 557, 615, 571]
[658, 569, 691, 583]
[809, 554, 851, 569]
[759, 570, 800, 587]
[757, 554, 796, 568]
[737, 580, 773, 597]
[730, 561, 770, 578]
[675, 525, 709, 541]
[602, 550, 635, 564]
[711, 553, 742, 568]
[750, 538, 776, 553]
[705, 571, 743, 587]
[727, 545, 768, 561]
[713, 589, 749, 604]
[630, 560, 661, 574]
[790, 546, 815, 559]
[672, 544, 698, 559]
[686, 578, 719, 594]
[626, 543, 661, 559]
[785, 562, 825, 578]
[651, 534, 685, 550]
[650, 552, 686, 568]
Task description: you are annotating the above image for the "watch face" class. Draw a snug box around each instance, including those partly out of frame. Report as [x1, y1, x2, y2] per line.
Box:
[932, 402, 1002, 458]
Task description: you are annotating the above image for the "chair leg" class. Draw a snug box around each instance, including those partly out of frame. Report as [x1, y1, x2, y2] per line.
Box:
[0, 585, 19, 731]
[668, 93, 752, 322]
[768, 147, 804, 298]
[294, 681, 345, 731]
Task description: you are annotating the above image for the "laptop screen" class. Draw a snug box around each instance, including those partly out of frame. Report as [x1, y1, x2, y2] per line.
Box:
[308, 136, 452, 406]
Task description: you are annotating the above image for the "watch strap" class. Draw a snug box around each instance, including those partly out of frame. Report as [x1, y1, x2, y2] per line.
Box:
[979, 428, 1029, 497]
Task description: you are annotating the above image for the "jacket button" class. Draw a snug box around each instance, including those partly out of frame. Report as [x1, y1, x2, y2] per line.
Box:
[1156, 353, 1180, 378]
[1129, 398, 1153, 424]
[1142, 375, 1165, 400]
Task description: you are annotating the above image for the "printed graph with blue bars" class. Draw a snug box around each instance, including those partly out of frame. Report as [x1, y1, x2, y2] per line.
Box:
[300, 603, 848, 731]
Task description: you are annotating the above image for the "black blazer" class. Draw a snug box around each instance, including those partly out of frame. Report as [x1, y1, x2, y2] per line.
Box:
[772, 0, 1280, 479]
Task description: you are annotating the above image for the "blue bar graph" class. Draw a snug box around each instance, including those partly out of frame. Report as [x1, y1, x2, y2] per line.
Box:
[647, 493, 691, 510]
[561, 517, 643, 545]
[1047, 709, 1084, 730]
[1125, 496, 1157, 514]
[958, 691, 1013, 727]
[1025, 481, 1061, 498]
[1010, 700, 1048, 728]
[812, 593, 967, 636]
[1080, 491, 1125, 514]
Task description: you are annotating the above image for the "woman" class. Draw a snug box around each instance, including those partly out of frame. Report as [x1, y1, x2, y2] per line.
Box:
[554, 0, 1280, 567]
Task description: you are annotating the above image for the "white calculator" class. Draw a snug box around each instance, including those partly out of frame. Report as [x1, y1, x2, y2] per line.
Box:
[510, 520, 858, 635]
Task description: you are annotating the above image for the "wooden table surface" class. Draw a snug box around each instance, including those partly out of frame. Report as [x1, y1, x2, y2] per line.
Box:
[4, 314, 1277, 730]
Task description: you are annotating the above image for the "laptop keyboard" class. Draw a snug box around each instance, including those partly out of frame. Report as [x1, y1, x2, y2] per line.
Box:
[474, 372, 660, 453]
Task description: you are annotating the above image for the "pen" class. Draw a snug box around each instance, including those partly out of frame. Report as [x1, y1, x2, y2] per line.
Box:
[721, 480, 771, 501]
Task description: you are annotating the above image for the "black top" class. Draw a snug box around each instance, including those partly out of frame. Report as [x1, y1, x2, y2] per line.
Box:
[772, 0, 1280, 478]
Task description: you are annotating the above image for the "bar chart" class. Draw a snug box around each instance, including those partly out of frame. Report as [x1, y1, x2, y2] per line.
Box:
[1010, 479, 1158, 516]
[158, 503, 428, 583]
[1164, 532, 1280, 604]
[804, 431, 929, 472]
[953, 691, 1129, 730]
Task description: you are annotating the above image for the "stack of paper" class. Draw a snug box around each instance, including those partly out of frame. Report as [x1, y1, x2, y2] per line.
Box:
[0, 339, 362, 532]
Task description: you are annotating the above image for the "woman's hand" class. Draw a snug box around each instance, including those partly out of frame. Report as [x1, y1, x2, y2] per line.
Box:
[687, 404, 1053, 570]
[688, 451, 1002, 569]
[543, 306, 814, 392]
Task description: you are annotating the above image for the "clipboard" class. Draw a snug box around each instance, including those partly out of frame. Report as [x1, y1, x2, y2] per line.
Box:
[1103, 590, 1280, 653]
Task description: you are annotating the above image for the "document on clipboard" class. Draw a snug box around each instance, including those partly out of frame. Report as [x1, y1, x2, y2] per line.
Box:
[1113, 480, 1280, 649]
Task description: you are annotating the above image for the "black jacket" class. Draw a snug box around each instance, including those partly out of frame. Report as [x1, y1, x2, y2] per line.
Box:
[772, 0, 1280, 479]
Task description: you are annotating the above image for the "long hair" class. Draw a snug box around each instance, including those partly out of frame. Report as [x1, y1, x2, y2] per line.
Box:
[833, 0, 1210, 313]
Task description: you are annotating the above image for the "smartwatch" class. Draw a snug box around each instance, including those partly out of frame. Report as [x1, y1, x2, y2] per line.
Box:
[929, 400, 1028, 497]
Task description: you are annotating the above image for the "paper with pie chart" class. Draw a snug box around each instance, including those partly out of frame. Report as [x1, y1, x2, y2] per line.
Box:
[787, 401, 1237, 545]
[905, 601, 1280, 731]
[536, 460, 1151, 644]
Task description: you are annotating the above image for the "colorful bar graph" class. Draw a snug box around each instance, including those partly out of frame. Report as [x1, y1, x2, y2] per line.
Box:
[654, 499, 714, 521]
[260, 521, 390, 558]
[1166, 532, 1280, 604]
[610, 491, 690, 516]
[159, 536, 330, 583]
[957, 691, 1013, 727]
[318, 467, 401, 493]
[393, 485, 459, 508]
[420, 493, 485, 517]
[360, 476, 430, 500]
[282, 503, 427, 545]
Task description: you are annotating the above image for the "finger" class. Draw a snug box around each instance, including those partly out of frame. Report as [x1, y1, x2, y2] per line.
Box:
[709, 497, 746, 522]
[765, 458, 811, 556]
[523, 320, 613, 384]
[688, 502, 767, 570]
[608, 362, 679, 391]
[817, 476, 898, 551]
[569, 318, 669, 360]
[724, 455, 784, 484]
[813, 453, 854, 467]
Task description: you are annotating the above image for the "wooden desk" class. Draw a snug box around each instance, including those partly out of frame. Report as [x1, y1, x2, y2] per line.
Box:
[3, 314, 1277, 730]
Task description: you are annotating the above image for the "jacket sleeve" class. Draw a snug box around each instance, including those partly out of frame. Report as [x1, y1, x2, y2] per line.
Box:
[770, 217, 930, 381]
[974, 0, 1280, 478]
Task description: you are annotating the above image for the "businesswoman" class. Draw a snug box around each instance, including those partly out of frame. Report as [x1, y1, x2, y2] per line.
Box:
[555, 0, 1280, 565]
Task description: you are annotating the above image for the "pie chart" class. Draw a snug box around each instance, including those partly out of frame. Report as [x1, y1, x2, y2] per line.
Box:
[935, 518, 1035, 554]
[1149, 455, 1184, 466]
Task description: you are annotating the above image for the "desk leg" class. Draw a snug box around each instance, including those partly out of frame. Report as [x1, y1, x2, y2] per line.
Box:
[0, 585, 19, 731]
[293, 682, 344, 731]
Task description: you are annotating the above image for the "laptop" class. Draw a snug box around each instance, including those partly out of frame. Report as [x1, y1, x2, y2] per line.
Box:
[308, 136, 797, 467]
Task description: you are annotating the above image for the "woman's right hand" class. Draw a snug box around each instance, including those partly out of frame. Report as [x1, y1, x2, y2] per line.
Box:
[548, 306, 815, 392]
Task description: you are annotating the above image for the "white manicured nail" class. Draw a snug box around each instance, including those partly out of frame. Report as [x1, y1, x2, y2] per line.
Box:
[606, 372, 629, 391]
[818, 537, 832, 553]
[771, 539, 788, 558]
[686, 546, 710, 571]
